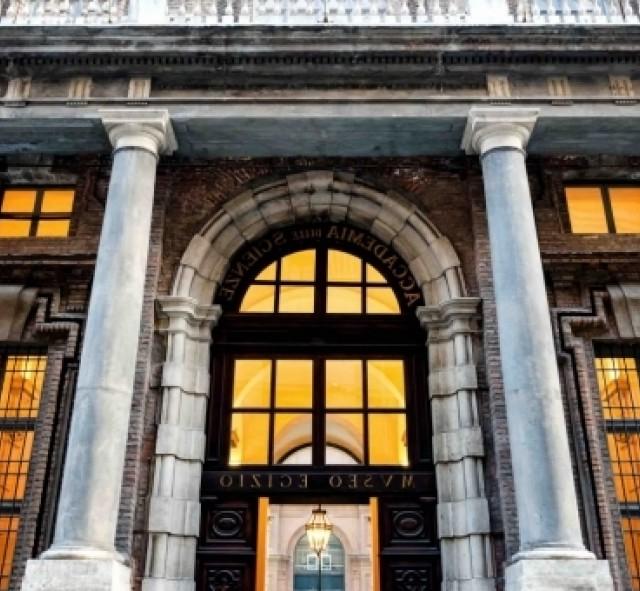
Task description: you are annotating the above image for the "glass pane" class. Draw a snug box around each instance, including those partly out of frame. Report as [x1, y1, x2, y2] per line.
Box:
[0, 356, 46, 418]
[232, 360, 271, 408]
[607, 432, 640, 503]
[368, 360, 405, 408]
[240, 284, 275, 313]
[229, 413, 269, 465]
[278, 286, 315, 313]
[275, 360, 312, 408]
[610, 188, 640, 233]
[281, 250, 315, 281]
[328, 250, 361, 282]
[326, 413, 363, 464]
[565, 187, 608, 233]
[366, 264, 387, 284]
[596, 357, 640, 420]
[326, 360, 362, 408]
[0, 220, 30, 238]
[1, 190, 36, 213]
[41, 190, 74, 213]
[255, 262, 276, 281]
[274, 413, 312, 464]
[368, 414, 408, 466]
[366, 287, 400, 314]
[622, 517, 640, 591]
[0, 431, 34, 501]
[0, 516, 19, 591]
[326, 287, 361, 313]
[36, 220, 70, 237]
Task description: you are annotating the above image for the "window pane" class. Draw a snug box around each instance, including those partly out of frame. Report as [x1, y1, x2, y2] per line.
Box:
[368, 414, 408, 466]
[328, 250, 361, 282]
[41, 190, 74, 213]
[0, 431, 34, 501]
[565, 187, 608, 233]
[621, 517, 640, 591]
[610, 188, 640, 233]
[366, 264, 386, 284]
[326, 360, 362, 408]
[368, 361, 405, 408]
[278, 286, 315, 313]
[274, 413, 312, 464]
[0, 220, 30, 238]
[366, 287, 400, 314]
[0, 516, 19, 591]
[327, 287, 361, 313]
[281, 250, 315, 281]
[275, 360, 312, 408]
[0, 356, 46, 418]
[596, 357, 640, 420]
[36, 220, 70, 237]
[1, 190, 36, 213]
[240, 284, 275, 313]
[229, 413, 269, 465]
[326, 413, 363, 464]
[607, 432, 640, 503]
[255, 262, 276, 281]
[233, 360, 271, 408]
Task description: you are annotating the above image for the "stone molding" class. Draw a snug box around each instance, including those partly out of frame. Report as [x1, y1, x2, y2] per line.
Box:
[0, 285, 38, 341]
[144, 172, 496, 591]
[607, 283, 640, 338]
[100, 109, 177, 156]
[461, 107, 540, 155]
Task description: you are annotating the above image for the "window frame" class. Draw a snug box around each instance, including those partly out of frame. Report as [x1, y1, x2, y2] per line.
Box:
[594, 343, 640, 590]
[564, 182, 640, 234]
[0, 186, 76, 239]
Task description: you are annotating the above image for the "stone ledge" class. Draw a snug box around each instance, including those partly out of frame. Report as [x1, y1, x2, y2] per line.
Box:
[141, 579, 195, 591]
[21, 559, 131, 591]
[505, 558, 613, 591]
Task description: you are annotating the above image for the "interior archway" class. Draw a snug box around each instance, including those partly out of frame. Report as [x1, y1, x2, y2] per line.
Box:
[144, 171, 496, 591]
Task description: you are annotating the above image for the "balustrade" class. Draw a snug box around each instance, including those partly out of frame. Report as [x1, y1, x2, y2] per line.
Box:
[0, 0, 637, 27]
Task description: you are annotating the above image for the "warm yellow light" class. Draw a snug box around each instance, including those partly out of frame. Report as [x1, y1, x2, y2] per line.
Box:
[305, 506, 332, 555]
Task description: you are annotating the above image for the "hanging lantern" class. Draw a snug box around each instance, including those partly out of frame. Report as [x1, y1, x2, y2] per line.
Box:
[305, 505, 333, 556]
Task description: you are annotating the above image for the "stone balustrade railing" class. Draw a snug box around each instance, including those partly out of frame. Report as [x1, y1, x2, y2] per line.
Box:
[1, 0, 637, 25]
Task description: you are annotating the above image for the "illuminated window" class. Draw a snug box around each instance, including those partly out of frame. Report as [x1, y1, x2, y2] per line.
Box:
[566, 186, 640, 234]
[0, 188, 75, 238]
[0, 352, 46, 590]
[228, 357, 408, 467]
[596, 346, 640, 589]
[239, 248, 400, 315]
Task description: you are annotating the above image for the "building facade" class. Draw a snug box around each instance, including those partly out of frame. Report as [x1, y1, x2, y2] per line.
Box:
[0, 2, 639, 590]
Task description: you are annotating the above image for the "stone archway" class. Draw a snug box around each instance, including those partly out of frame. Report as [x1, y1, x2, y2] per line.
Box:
[142, 171, 496, 591]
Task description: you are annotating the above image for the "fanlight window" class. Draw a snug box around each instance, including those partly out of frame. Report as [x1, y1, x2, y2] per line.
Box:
[239, 248, 400, 314]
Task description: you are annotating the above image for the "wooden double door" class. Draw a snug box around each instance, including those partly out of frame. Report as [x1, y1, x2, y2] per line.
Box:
[196, 495, 441, 591]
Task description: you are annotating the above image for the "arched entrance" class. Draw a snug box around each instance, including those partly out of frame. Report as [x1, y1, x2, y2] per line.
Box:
[143, 171, 496, 591]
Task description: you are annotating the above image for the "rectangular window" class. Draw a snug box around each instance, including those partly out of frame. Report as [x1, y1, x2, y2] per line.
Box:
[0, 350, 46, 590]
[596, 345, 640, 590]
[565, 186, 640, 234]
[0, 188, 75, 238]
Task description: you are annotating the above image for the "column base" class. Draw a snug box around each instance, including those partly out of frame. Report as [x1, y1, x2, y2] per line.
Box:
[141, 579, 195, 591]
[21, 558, 131, 591]
[505, 557, 613, 591]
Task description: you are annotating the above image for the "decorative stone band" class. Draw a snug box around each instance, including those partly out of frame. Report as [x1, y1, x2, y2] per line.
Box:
[461, 107, 540, 155]
[100, 109, 178, 157]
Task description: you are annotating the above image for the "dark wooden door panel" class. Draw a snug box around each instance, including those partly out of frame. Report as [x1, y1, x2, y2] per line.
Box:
[197, 497, 258, 591]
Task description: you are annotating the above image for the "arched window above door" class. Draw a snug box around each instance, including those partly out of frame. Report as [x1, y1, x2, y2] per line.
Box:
[238, 248, 401, 314]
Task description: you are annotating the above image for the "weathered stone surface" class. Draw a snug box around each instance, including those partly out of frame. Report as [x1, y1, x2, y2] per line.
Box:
[22, 559, 131, 591]
[505, 558, 614, 591]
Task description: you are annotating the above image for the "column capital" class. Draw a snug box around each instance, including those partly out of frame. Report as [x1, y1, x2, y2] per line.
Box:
[461, 107, 539, 156]
[100, 109, 177, 156]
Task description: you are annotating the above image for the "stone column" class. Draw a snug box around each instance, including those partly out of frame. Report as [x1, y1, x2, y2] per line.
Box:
[462, 107, 613, 590]
[22, 110, 176, 591]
